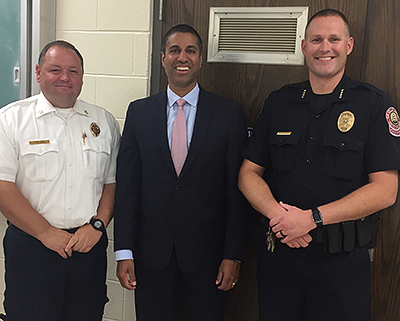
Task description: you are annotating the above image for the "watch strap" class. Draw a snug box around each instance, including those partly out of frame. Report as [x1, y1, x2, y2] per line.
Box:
[89, 217, 106, 234]
[312, 208, 323, 227]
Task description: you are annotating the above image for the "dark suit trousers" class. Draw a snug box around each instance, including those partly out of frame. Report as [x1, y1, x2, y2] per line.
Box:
[3, 224, 108, 321]
[135, 250, 226, 321]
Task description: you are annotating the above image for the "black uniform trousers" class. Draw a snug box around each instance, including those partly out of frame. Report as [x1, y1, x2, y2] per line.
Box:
[3, 224, 108, 321]
[257, 223, 371, 321]
[134, 249, 226, 321]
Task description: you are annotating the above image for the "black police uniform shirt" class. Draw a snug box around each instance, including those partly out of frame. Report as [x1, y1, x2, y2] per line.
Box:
[243, 75, 400, 213]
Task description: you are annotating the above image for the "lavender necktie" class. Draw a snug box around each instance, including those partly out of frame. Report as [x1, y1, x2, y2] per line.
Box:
[171, 99, 187, 175]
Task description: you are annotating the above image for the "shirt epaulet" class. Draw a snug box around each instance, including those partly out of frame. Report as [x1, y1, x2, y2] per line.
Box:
[357, 82, 389, 101]
[345, 76, 387, 99]
[281, 81, 307, 90]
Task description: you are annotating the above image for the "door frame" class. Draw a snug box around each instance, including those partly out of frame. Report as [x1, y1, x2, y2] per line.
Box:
[150, 0, 163, 95]
[30, 0, 56, 96]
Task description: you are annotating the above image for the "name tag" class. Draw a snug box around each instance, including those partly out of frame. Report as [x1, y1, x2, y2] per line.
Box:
[29, 140, 50, 145]
[276, 132, 292, 136]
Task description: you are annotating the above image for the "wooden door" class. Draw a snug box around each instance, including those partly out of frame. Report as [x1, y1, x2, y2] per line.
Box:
[153, 0, 400, 320]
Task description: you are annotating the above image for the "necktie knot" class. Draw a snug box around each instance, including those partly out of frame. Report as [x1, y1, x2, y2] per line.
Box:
[176, 98, 186, 109]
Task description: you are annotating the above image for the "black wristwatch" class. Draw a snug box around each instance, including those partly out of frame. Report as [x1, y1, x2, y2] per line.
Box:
[312, 208, 323, 227]
[89, 217, 106, 234]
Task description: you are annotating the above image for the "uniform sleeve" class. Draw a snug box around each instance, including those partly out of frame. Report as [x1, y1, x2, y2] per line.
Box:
[242, 95, 273, 168]
[103, 115, 121, 184]
[0, 109, 18, 182]
[364, 93, 400, 173]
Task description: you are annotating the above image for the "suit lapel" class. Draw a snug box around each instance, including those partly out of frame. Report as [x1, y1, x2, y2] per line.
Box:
[153, 91, 176, 175]
[179, 88, 212, 177]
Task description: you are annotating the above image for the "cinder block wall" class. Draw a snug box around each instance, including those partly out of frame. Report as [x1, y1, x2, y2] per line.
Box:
[56, 1, 154, 320]
[56, 0, 153, 129]
[0, 1, 154, 320]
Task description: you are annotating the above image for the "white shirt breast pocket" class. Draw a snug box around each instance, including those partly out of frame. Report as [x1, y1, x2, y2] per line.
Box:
[19, 139, 59, 181]
[82, 139, 111, 179]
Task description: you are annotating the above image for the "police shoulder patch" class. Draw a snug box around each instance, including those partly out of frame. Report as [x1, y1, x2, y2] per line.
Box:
[386, 107, 400, 137]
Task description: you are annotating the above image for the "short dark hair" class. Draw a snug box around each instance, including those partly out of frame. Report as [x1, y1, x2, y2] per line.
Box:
[162, 24, 203, 56]
[38, 40, 84, 69]
[305, 8, 350, 38]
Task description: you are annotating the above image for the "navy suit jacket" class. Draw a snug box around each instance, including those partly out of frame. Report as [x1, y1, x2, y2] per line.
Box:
[114, 87, 248, 272]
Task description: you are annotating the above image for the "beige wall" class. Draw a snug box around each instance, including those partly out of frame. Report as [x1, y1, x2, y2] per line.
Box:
[56, 1, 154, 320]
[0, 1, 154, 320]
[56, 0, 153, 129]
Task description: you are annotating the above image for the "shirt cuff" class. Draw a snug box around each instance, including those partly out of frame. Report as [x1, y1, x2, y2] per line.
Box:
[115, 249, 133, 261]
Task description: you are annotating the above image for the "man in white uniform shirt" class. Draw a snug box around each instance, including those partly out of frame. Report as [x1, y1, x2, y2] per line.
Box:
[0, 40, 120, 321]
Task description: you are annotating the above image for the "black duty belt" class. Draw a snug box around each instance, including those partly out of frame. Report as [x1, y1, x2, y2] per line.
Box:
[259, 212, 380, 254]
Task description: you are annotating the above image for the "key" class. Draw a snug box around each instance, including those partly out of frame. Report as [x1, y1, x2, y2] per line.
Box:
[265, 227, 275, 252]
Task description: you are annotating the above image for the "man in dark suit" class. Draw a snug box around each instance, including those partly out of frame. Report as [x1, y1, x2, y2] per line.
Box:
[113, 24, 248, 321]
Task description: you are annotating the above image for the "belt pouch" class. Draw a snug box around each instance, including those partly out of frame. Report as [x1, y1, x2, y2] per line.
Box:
[355, 216, 373, 248]
[310, 227, 323, 243]
[342, 221, 355, 252]
[326, 224, 341, 254]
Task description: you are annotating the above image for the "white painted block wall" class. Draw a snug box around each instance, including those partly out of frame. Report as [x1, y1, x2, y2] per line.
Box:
[0, 0, 154, 320]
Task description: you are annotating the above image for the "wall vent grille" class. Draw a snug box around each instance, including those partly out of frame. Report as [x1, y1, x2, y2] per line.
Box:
[208, 7, 308, 65]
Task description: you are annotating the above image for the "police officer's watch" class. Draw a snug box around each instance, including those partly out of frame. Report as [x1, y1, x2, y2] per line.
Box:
[89, 217, 106, 234]
[312, 208, 323, 227]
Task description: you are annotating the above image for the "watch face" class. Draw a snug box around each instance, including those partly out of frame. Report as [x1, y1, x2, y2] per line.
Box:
[94, 221, 102, 229]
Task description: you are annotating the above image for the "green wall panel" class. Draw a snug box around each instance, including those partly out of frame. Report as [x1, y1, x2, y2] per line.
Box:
[0, 0, 21, 108]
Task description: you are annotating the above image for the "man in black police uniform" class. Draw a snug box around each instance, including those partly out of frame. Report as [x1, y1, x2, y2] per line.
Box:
[238, 8, 400, 321]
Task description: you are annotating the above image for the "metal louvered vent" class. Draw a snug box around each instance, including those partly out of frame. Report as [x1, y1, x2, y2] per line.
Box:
[208, 7, 308, 65]
[219, 18, 297, 53]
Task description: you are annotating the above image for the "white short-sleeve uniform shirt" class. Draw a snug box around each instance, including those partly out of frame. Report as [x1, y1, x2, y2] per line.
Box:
[0, 93, 120, 229]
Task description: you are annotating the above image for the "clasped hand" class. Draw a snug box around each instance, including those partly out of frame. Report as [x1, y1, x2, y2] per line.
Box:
[269, 202, 314, 248]
[39, 224, 102, 259]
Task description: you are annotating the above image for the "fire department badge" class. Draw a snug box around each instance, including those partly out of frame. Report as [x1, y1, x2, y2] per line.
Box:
[337, 111, 355, 133]
[386, 107, 400, 137]
[90, 122, 101, 137]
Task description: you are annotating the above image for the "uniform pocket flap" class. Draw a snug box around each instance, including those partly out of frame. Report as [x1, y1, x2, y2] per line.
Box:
[82, 139, 111, 155]
[269, 132, 300, 147]
[323, 136, 364, 152]
[20, 139, 58, 156]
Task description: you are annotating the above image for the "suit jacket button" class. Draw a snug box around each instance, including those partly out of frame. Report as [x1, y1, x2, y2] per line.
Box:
[175, 184, 180, 190]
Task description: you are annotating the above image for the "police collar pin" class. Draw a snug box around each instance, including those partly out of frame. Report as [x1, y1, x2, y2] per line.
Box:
[339, 89, 345, 99]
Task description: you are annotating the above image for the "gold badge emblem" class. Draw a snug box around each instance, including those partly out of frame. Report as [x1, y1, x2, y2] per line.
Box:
[337, 111, 355, 133]
[90, 122, 101, 137]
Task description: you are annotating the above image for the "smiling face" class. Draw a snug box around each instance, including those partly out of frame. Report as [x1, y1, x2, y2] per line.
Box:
[161, 32, 202, 97]
[35, 46, 84, 108]
[302, 15, 353, 90]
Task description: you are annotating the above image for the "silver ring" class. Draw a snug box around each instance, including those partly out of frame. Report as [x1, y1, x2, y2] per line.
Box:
[279, 230, 286, 238]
